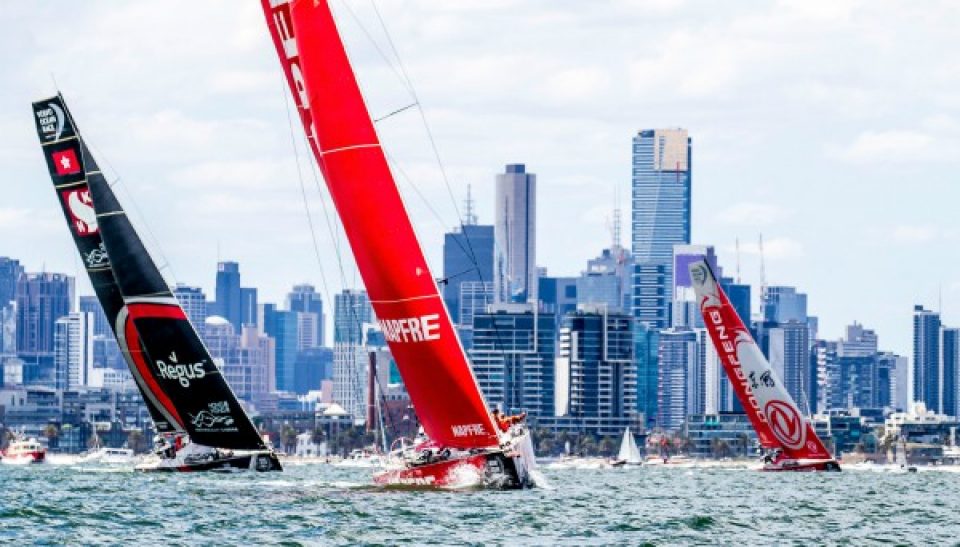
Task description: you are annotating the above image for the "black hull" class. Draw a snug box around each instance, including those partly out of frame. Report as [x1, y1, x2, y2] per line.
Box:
[138, 452, 282, 473]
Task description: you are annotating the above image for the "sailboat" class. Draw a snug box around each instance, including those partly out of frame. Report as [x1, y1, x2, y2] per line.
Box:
[32, 94, 281, 473]
[688, 259, 840, 472]
[261, 0, 535, 488]
[611, 427, 642, 467]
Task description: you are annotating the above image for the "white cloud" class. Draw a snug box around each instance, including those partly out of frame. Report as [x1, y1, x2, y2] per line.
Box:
[715, 202, 789, 226]
[834, 130, 936, 163]
[733, 237, 805, 260]
[892, 224, 940, 243]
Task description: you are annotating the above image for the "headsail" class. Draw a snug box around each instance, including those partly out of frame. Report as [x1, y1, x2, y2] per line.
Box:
[262, 0, 499, 449]
[75, 139, 266, 451]
[689, 259, 831, 460]
[617, 427, 642, 464]
[31, 94, 183, 435]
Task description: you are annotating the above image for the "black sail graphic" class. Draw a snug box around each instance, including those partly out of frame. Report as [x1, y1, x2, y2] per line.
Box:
[83, 151, 265, 450]
[31, 94, 181, 434]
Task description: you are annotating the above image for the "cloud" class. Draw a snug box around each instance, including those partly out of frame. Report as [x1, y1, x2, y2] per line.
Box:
[733, 237, 805, 260]
[892, 224, 940, 243]
[715, 202, 790, 226]
[834, 130, 936, 163]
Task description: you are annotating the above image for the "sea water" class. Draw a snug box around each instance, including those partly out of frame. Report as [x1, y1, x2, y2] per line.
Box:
[1, 462, 957, 544]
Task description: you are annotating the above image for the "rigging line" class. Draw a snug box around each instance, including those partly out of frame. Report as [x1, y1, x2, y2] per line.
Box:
[374, 102, 418, 123]
[56, 91, 181, 288]
[334, 0, 416, 98]
[280, 74, 336, 313]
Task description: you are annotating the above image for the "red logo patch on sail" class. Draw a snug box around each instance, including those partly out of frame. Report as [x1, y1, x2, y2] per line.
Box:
[765, 399, 805, 449]
[60, 189, 98, 236]
[51, 148, 81, 176]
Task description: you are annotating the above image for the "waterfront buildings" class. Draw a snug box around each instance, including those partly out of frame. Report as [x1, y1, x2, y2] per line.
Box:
[53, 312, 94, 390]
[555, 306, 635, 419]
[78, 295, 109, 338]
[442, 222, 494, 325]
[287, 284, 325, 348]
[469, 303, 555, 417]
[173, 284, 208, 334]
[494, 164, 537, 304]
[913, 305, 941, 412]
[16, 272, 74, 385]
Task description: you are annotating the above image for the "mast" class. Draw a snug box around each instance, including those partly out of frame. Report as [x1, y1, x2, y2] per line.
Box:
[31, 94, 183, 435]
[262, 0, 499, 450]
[689, 259, 832, 460]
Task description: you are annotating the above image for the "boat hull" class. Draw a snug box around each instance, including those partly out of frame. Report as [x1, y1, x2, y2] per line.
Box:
[762, 458, 841, 472]
[136, 451, 282, 473]
[373, 450, 531, 489]
[1, 451, 46, 465]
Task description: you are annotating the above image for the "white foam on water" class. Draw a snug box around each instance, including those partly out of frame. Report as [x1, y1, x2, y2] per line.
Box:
[443, 462, 484, 489]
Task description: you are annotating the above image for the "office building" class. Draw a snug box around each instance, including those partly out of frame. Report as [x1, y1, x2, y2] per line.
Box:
[214, 261, 241, 331]
[16, 272, 74, 384]
[0, 257, 23, 305]
[173, 284, 208, 334]
[53, 312, 94, 389]
[78, 296, 109, 338]
[576, 247, 632, 313]
[913, 305, 941, 411]
[334, 289, 373, 345]
[262, 303, 298, 393]
[287, 284, 324, 347]
[494, 164, 537, 304]
[469, 303, 555, 416]
[442, 221, 494, 325]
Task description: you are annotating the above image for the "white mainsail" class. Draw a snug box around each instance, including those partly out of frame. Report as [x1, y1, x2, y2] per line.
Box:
[617, 427, 642, 464]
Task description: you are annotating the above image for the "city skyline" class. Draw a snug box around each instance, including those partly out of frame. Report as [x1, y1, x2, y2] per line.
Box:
[2, 2, 959, 359]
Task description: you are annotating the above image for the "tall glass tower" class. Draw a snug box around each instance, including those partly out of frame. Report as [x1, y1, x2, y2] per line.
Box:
[494, 164, 537, 304]
[631, 128, 691, 424]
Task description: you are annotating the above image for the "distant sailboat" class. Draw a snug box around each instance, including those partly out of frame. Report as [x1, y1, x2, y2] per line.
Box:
[31, 94, 281, 473]
[262, 0, 535, 488]
[689, 259, 840, 472]
[611, 427, 642, 467]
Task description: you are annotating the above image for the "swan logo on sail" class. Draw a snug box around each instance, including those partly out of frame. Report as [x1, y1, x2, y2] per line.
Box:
[765, 399, 806, 449]
[51, 148, 81, 176]
[379, 313, 441, 343]
[156, 351, 207, 388]
[61, 189, 99, 236]
[35, 103, 66, 141]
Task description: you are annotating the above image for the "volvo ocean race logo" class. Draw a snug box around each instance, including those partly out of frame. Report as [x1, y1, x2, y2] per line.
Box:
[35, 102, 66, 141]
[156, 351, 207, 388]
[60, 188, 98, 236]
[765, 399, 806, 450]
[189, 400, 235, 430]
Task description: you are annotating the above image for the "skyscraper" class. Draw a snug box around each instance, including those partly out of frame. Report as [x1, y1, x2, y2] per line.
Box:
[334, 289, 373, 345]
[941, 327, 959, 417]
[240, 287, 258, 328]
[78, 295, 109, 338]
[494, 164, 537, 304]
[764, 286, 808, 324]
[287, 284, 325, 347]
[766, 321, 812, 412]
[0, 257, 24, 305]
[656, 327, 699, 431]
[576, 247, 632, 313]
[53, 311, 94, 389]
[262, 303, 298, 392]
[631, 128, 691, 328]
[214, 261, 241, 331]
[555, 307, 635, 418]
[443, 224, 494, 324]
[469, 303, 555, 417]
[16, 272, 74, 384]
[173, 284, 208, 334]
[913, 305, 941, 411]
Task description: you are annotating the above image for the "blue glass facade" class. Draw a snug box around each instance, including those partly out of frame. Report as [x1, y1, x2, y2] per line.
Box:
[214, 261, 241, 331]
[263, 303, 298, 392]
[913, 305, 941, 412]
[442, 224, 494, 324]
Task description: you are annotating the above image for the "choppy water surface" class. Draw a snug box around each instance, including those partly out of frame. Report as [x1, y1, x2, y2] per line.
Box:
[1, 462, 958, 545]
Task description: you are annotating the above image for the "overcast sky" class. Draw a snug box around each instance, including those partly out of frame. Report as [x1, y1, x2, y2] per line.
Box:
[2, 0, 959, 355]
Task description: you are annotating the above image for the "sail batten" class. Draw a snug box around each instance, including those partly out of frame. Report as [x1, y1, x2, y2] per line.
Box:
[263, 0, 499, 449]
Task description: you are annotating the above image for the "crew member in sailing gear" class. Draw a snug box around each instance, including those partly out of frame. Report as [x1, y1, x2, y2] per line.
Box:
[493, 409, 527, 433]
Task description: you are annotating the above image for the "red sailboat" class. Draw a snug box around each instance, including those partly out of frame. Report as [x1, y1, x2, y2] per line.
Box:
[261, 0, 536, 488]
[689, 259, 840, 472]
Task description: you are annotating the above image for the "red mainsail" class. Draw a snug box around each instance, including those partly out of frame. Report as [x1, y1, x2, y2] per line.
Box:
[690, 259, 832, 460]
[262, 0, 499, 449]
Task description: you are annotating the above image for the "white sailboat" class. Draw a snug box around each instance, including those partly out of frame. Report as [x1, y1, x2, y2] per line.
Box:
[611, 427, 642, 467]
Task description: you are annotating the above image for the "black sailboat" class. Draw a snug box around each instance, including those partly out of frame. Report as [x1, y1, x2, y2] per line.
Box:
[32, 94, 281, 472]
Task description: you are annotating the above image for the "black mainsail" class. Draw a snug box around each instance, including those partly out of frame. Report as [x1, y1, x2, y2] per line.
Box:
[33, 94, 266, 451]
[32, 94, 181, 435]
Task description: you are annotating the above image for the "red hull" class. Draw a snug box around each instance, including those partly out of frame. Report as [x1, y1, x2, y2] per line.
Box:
[373, 450, 531, 489]
[762, 459, 841, 472]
